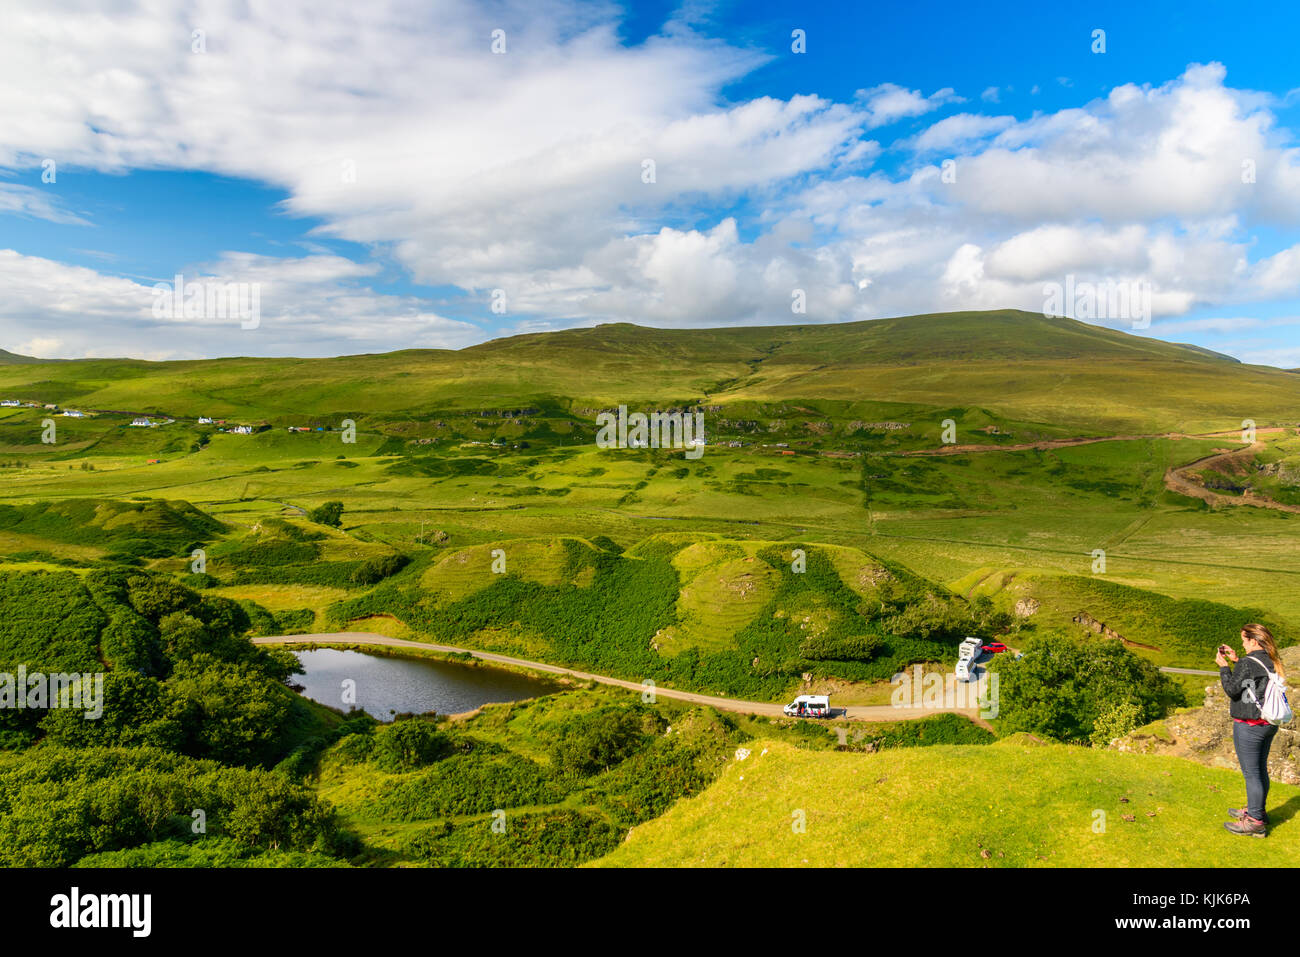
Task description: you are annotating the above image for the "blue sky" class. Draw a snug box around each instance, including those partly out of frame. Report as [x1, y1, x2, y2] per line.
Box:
[1, 0, 1298, 365]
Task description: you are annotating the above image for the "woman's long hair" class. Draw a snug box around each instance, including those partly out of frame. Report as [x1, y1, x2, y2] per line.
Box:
[1243, 623, 1287, 680]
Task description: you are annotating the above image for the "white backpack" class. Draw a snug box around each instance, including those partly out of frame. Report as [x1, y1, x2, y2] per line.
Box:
[1241, 656, 1294, 726]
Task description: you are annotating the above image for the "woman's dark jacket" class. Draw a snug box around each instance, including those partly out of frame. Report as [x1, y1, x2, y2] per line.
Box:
[1220, 649, 1276, 721]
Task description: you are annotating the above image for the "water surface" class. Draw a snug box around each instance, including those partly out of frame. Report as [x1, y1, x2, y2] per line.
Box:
[291, 647, 558, 720]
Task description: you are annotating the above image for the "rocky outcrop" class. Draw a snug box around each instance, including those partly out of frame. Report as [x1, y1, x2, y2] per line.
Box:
[1014, 598, 1040, 618]
[848, 421, 910, 431]
[1257, 461, 1300, 485]
[1072, 612, 1161, 651]
[1111, 647, 1300, 786]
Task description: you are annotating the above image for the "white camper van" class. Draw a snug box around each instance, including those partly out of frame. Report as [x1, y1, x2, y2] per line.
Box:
[784, 694, 831, 718]
[955, 659, 975, 683]
[958, 637, 982, 662]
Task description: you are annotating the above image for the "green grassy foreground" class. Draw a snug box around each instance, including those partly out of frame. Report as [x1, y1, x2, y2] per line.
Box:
[596, 737, 1300, 867]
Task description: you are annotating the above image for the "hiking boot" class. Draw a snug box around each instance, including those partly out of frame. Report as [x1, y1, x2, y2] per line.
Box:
[1227, 808, 1269, 824]
[1223, 816, 1267, 838]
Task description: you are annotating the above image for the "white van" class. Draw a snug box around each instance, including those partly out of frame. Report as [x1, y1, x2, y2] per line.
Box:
[955, 659, 976, 683]
[784, 694, 831, 718]
[958, 637, 982, 662]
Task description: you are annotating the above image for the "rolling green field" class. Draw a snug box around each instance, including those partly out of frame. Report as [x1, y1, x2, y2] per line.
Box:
[2, 312, 1298, 679]
[2, 309, 1298, 866]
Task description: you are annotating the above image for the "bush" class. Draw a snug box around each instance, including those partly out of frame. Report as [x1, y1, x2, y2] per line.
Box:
[989, 632, 1184, 744]
[547, 706, 656, 777]
[310, 501, 344, 527]
[399, 808, 620, 867]
[1090, 700, 1143, 747]
[180, 572, 220, 589]
[373, 750, 565, 819]
[372, 719, 451, 772]
[350, 553, 411, 586]
[225, 540, 320, 566]
[0, 746, 338, 866]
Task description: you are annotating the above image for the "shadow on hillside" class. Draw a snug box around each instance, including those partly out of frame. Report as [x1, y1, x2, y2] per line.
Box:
[1267, 793, 1300, 828]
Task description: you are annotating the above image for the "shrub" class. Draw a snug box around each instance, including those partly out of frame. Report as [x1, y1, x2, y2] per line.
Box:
[0, 747, 338, 866]
[989, 632, 1184, 744]
[225, 539, 319, 566]
[399, 808, 620, 867]
[350, 553, 411, 586]
[547, 705, 656, 777]
[180, 572, 220, 589]
[373, 750, 565, 819]
[372, 719, 451, 772]
[310, 501, 344, 527]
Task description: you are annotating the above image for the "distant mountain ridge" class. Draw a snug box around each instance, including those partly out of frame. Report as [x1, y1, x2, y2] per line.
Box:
[0, 349, 62, 364]
[0, 310, 1295, 434]
[0, 309, 1257, 367]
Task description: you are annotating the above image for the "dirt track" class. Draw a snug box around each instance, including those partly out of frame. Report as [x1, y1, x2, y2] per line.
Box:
[1163, 440, 1300, 514]
[899, 426, 1300, 513]
[254, 632, 993, 730]
[898, 427, 1290, 457]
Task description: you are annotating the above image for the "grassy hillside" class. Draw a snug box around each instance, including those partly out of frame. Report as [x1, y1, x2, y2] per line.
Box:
[596, 737, 1300, 867]
[310, 686, 992, 868]
[958, 569, 1282, 668]
[1, 310, 1297, 433]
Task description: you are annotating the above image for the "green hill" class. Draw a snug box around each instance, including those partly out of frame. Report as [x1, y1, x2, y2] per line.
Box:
[323, 532, 1011, 700]
[0, 349, 60, 365]
[1, 310, 1296, 433]
[595, 737, 1300, 867]
[957, 568, 1283, 668]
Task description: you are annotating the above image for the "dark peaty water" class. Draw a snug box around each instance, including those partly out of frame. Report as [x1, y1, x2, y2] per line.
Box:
[290, 648, 558, 721]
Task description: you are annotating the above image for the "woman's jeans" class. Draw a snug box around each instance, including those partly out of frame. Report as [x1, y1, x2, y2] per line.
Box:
[1233, 721, 1279, 822]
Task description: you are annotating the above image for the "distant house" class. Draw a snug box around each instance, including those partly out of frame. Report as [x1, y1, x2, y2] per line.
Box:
[231, 425, 254, 435]
[0, 399, 20, 408]
[43, 403, 58, 410]
[130, 417, 153, 427]
[61, 410, 86, 418]
[198, 416, 214, 425]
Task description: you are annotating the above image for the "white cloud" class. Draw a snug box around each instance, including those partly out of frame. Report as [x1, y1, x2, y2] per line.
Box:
[854, 83, 963, 128]
[0, 183, 90, 225]
[0, 249, 484, 359]
[0, 5, 1295, 367]
[766, 63, 1300, 356]
[911, 113, 1016, 153]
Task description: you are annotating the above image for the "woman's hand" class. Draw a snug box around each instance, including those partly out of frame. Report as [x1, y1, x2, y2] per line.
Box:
[1216, 651, 1230, 668]
[1225, 647, 1239, 663]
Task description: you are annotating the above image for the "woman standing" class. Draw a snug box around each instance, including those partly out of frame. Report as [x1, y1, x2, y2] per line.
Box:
[1216, 624, 1287, 837]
